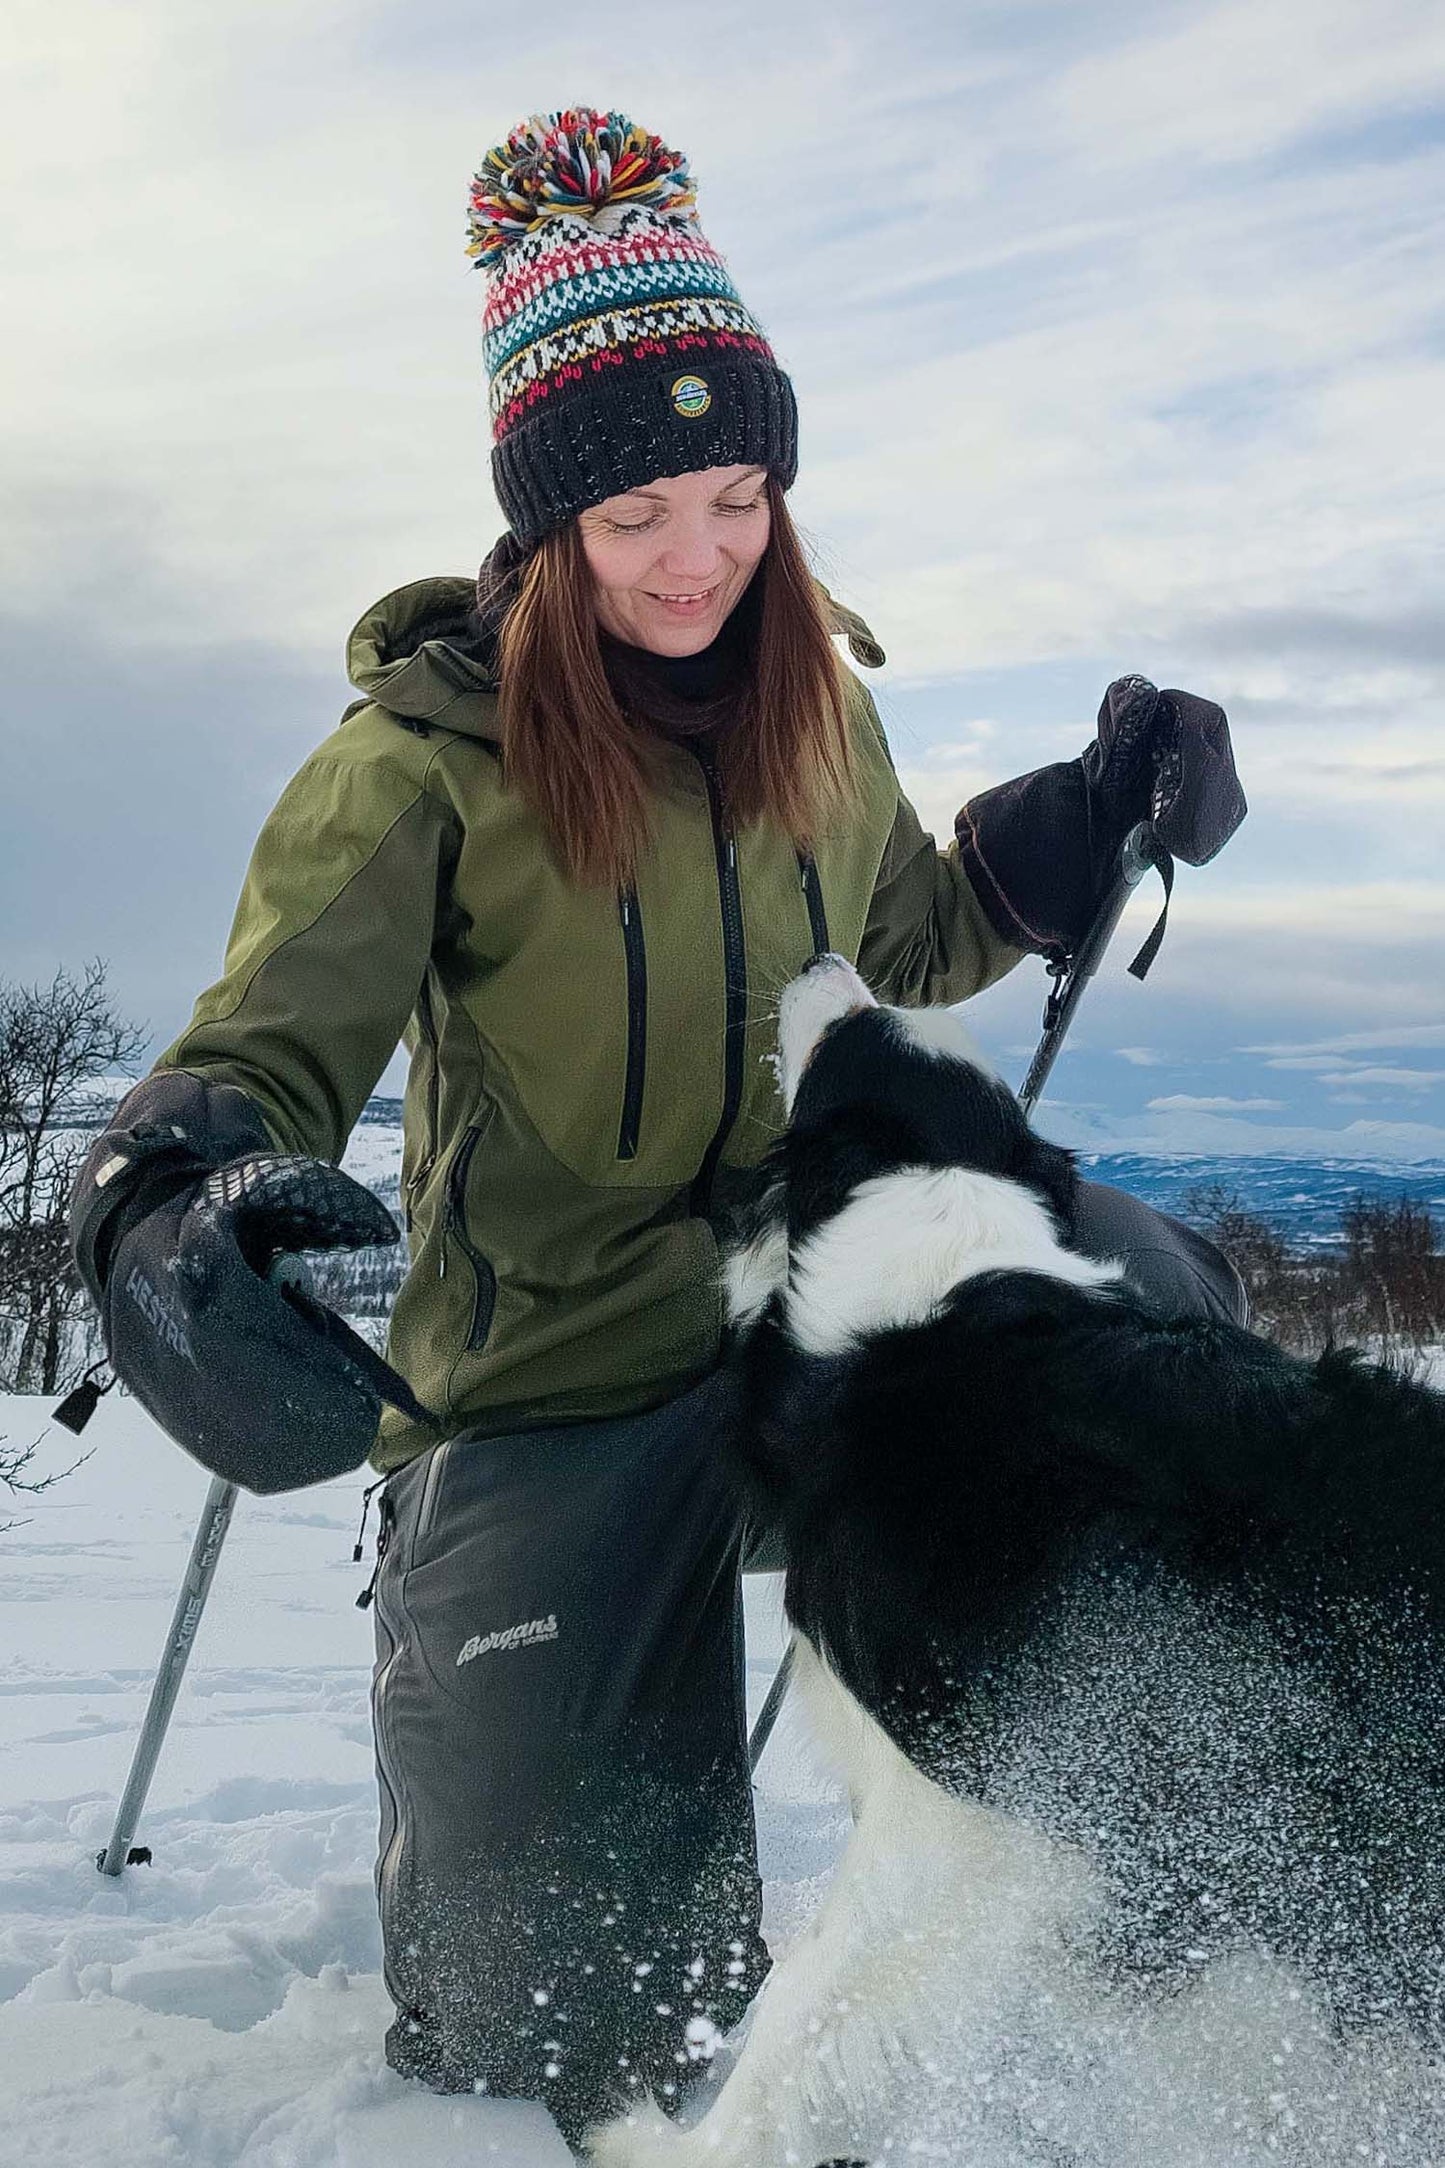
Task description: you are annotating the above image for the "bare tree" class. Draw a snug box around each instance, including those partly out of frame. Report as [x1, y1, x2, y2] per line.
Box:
[1185, 1182, 1445, 1361]
[0, 1423, 89, 1533]
[0, 962, 147, 1394]
[1339, 1195, 1445, 1349]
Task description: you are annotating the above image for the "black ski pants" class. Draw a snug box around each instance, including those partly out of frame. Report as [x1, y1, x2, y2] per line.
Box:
[368, 1182, 1246, 2145]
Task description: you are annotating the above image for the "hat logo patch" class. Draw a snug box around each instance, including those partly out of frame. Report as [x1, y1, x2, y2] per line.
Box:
[670, 373, 712, 418]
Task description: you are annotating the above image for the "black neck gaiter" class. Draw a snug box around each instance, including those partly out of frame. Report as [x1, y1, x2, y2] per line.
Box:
[472, 535, 759, 745]
[600, 574, 759, 743]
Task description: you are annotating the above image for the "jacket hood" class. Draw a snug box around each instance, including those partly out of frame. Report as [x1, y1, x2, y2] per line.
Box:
[347, 575, 504, 739]
[345, 556, 887, 742]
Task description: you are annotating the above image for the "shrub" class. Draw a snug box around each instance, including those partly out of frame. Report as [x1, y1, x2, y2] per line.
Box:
[1185, 1184, 1445, 1361]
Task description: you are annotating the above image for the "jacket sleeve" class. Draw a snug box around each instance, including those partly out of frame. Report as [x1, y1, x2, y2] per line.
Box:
[855, 697, 1028, 1008]
[156, 731, 459, 1164]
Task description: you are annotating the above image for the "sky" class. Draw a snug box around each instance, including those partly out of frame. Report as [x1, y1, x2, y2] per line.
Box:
[4, 0, 1443, 1158]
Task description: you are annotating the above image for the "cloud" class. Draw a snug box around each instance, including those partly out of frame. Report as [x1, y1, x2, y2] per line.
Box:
[1245, 1023, 1445, 1056]
[819, 182, 1445, 684]
[0, 596, 341, 1052]
[1146, 1095, 1287, 1112]
[1262, 1054, 1355, 1071]
[1044, 0, 1445, 172]
[1116, 1047, 1168, 1067]
[1323, 1066, 1444, 1092]
[1175, 605, 1445, 672]
[6, 0, 1442, 1129]
[1140, 884, 1445, 942]
[7, 0, 1444, 687]
[1037, 1103, 1445, 1164]
[1165, 704, 1445, 822]
[895, 735, 1007, 833]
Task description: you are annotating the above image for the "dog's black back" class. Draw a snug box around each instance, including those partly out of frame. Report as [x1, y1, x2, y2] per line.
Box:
[731, 1004, 1445, 2035]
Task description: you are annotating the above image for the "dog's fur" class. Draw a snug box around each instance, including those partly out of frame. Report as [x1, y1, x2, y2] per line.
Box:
[591, 959, 1445, 2168]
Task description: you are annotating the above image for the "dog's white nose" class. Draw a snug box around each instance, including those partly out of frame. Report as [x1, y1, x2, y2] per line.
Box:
[777, 955, 876, 1112]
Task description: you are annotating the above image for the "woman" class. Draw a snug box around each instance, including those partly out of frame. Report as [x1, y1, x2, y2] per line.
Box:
[70, 109, 1245, 2146]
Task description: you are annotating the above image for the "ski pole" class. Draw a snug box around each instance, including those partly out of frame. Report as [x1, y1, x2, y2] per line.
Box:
[97, 1473, 237, 1873]
[746, 1635, 798, 1775]
[1018, 820, 1158, 1114]
[95, 1255, 311, 1874]
[746, 819, 1160, 1777]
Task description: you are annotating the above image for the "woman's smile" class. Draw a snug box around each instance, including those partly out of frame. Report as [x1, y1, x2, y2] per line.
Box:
[579, 466, 772, 654]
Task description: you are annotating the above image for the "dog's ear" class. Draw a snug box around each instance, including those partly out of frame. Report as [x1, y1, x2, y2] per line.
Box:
[1013, 1126, 1079, 1233]
[729, 1295, 802, 1500]
[731, 1294, 848, 1500]
[942, 1266, 1114, 1349]
[711, 1146, 787, 1249]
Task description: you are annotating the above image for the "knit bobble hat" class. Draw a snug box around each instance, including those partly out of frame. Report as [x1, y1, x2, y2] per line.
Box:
[467, 108, 799, 543]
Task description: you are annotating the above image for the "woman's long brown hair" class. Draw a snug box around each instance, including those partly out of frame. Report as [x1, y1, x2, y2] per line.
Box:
[496, 477, 858, 889]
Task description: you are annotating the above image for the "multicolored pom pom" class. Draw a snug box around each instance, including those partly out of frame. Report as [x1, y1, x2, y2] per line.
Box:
[466, 107, 698, 264]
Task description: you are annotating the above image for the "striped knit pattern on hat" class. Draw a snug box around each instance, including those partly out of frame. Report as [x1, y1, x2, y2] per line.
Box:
[467, 108, 798, 543]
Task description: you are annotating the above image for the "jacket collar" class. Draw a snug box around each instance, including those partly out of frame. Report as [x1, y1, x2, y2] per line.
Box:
[345, 561, 886, 742]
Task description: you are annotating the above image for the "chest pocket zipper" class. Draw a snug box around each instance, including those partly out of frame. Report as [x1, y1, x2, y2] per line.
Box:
[797, 849, 830, 958]
[441, 1122, 496, 1351]
[616, 884, 647, 1162]
[616, 854, 819, 1175]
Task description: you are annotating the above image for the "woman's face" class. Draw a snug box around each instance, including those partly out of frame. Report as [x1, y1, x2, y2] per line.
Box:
[577, 464, 772, 656]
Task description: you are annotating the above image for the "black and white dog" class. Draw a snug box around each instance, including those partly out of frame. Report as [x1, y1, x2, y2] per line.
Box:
[593, 957, 1445, 2168]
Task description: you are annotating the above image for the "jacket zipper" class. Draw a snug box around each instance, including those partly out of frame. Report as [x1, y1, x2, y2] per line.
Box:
[440, 1123, 496, 1350]
[690, 751, 748, 1219]
[403, 975, 441, 1229]
[797, 848, 830, 958]
[369, 1488, 418, 2020]
[616, 885, 647, 1161]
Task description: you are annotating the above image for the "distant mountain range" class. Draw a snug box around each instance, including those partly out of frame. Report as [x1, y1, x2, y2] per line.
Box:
[1079, 1153, 1445, 1247]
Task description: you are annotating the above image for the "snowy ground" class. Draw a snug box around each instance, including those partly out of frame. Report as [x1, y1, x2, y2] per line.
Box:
[2, 1364, 1443, 2166]
[0, 1390, 823, 2168]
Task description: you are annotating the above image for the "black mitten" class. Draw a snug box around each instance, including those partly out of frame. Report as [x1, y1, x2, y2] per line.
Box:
[70, 1071, 431, 1492]
[956, 676, 1246, 964]
[1147, 686, 1248, 868]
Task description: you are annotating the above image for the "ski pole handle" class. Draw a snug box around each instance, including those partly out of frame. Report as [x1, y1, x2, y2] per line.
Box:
[1018, 821, 1158, 1114]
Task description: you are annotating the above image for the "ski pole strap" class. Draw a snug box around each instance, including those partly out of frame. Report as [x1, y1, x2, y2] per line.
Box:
[1125, 844, 1175, 983]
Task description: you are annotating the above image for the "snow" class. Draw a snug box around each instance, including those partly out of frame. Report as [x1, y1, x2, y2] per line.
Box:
[2, 1361, 1443, 2164]
[0, 1391, 799, 2166]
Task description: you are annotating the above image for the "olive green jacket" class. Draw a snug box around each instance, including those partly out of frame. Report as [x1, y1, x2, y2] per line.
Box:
[159, 576, 1024, 1468]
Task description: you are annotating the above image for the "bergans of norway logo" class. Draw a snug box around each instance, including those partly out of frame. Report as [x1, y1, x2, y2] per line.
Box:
[670, 373, 712, 418]
[456, 1614, 559, 1666]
